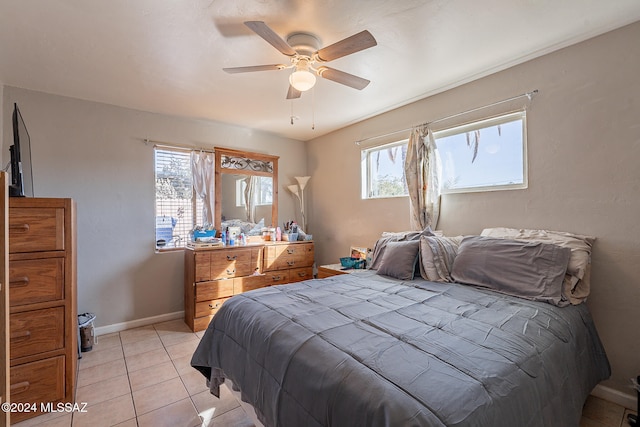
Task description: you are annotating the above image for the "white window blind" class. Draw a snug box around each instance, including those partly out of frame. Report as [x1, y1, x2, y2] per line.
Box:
[154, 147, 203, 249]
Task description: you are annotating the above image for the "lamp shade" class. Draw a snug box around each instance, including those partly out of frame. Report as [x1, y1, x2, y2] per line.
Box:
[287, 184, 300, 199]
[289, 70, 316, 92]
[295, 176, 311, 191]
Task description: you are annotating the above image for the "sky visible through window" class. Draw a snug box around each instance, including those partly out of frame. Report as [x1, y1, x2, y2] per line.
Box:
[436, 118, 524, 191]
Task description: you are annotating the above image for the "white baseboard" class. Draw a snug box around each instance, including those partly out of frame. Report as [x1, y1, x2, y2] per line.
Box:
[95, 311, 184, 336]
[592, 384, 638, 410]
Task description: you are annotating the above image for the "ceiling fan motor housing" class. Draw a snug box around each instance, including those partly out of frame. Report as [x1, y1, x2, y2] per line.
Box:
[286, 32, 322, 57]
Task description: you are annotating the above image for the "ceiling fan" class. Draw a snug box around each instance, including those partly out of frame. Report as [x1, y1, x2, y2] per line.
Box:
[223, 21, 377, 99]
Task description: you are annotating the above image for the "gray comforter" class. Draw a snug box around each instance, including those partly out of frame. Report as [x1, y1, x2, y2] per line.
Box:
[191, 270, 610, 427]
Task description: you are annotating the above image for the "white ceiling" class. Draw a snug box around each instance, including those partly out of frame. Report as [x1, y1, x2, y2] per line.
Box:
[1, 1, 640, 142]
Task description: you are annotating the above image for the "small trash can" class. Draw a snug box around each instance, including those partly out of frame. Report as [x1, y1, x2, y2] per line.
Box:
[78, 313, 96, 352]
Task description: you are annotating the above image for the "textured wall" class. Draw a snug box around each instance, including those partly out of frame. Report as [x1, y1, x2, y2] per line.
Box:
[307, 22, 640, 398]
[1, 88, 308, 327]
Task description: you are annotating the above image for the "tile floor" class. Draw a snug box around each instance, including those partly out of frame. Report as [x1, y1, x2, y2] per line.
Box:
[12, 319, 637, 427]
[13, 319, 254, 427]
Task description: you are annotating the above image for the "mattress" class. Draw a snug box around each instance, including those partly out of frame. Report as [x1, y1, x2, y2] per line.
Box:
[191, 270, 610, 427]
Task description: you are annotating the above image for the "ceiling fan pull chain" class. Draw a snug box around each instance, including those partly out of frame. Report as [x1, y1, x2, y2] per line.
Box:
[311, 88, 315, 130]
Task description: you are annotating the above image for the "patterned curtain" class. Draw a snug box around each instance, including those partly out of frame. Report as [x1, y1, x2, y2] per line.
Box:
[190, 151, 215, 226]
[404, 125, 441, 230]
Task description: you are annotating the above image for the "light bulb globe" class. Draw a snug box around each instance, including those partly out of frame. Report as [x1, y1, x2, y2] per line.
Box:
[289, 70, 316, 92]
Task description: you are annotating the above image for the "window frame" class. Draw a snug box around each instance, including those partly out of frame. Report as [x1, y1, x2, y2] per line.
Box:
[360, 110, 528, 199]
[433, 110, 528, 194]
[361, 139, 410, 200]
[154, 146, 202, 252]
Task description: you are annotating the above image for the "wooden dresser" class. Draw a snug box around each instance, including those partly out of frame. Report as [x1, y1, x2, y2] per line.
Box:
[184, 241, 314, 332]
[8, 198, 76, 424]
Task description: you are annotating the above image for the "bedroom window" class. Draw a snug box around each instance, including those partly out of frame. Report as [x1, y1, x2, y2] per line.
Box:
[361, 140, 409, 199]
[362, 112, 527, 199]
[434, 111, 527, 193]
[154, 147, 203, 250]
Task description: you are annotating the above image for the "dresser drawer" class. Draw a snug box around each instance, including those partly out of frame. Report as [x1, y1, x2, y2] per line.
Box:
[194, 252, 211, 282]
[9, 207, 65, 253]
[263, 243, 314, 271]
[210, 248, 253, 266]
[9, 258, 64, 306]
[10, 307, 65, 359]
[264, 270, 291, 286]
[234, 275, 267, 293]
[209, 248, 255, 279]
[195, 297, 230, 318]
[209, 260, 253, 280]
[195, 249, 256, 281]
[10, 356, 65, 422]
[195, 280, 234, 302]
[289, 267, 314, 283]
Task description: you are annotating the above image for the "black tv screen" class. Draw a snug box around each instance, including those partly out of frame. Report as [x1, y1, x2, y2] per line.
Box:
[9, 103, 34, 197]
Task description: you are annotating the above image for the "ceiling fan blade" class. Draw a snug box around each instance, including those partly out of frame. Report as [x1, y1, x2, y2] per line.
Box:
[317, 67, 370, 90]
[223, 64, 287, 74]
[286, 85, 302, 99]
[245, 21, 296, 57]
[316, 30, 377, 62]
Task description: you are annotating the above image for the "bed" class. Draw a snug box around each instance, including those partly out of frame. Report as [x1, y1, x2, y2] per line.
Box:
[191, 229, 611, 427]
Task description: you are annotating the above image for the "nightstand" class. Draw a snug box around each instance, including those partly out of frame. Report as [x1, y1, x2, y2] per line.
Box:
[317, 263, 359, 279]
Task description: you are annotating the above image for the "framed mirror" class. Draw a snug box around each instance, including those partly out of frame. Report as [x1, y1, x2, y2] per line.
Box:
[214, 147, 279, 237]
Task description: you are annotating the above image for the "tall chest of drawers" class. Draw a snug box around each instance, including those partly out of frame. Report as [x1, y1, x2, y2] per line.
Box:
[184, 241, 314, 332]
[8, 198, 76, 424]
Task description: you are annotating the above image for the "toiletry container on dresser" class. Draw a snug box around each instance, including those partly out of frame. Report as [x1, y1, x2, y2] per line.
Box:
[8, 198, 76, 424]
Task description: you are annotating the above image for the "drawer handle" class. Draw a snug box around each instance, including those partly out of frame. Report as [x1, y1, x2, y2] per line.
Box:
[209, 302, 222, 310]
[10, 381, 30, 394]
[298, 272, 307, 277]
[9, 224, 30, 233]
[287, 261, 295, 266]
[287, 249, 295, 254]
[226, 268, 236, 275]
[10, 330, 31, 343]
[272, 275, 281, 281]
[10, 276, 30, 288]
[226, 255, 237, 261]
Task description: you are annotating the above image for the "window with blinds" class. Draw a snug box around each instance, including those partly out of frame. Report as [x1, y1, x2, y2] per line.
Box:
[154, 147, 203, 250]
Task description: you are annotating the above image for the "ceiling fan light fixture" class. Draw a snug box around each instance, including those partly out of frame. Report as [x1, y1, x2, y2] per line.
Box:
[225, 22, 377, 98]
[289, 69, 316, 92]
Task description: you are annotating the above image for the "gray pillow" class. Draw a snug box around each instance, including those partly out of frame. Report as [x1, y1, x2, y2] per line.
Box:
[480, 227, 595, 305]
[369, 227, 434, 270]
[450, 236, 572, 306]
[376, 240, 420, 280]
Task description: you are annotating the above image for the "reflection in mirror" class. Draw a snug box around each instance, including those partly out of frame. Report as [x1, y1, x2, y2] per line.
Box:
[220, 174, 272, 235]
[215, 147, 279, 236]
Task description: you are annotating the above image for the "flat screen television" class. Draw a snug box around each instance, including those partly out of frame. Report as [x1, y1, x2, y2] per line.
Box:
[9, 103, 34, 197]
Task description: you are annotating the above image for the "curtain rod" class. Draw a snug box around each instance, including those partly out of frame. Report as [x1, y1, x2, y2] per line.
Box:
[355, 89, 538, 145]
[142, 138, 215, 153]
